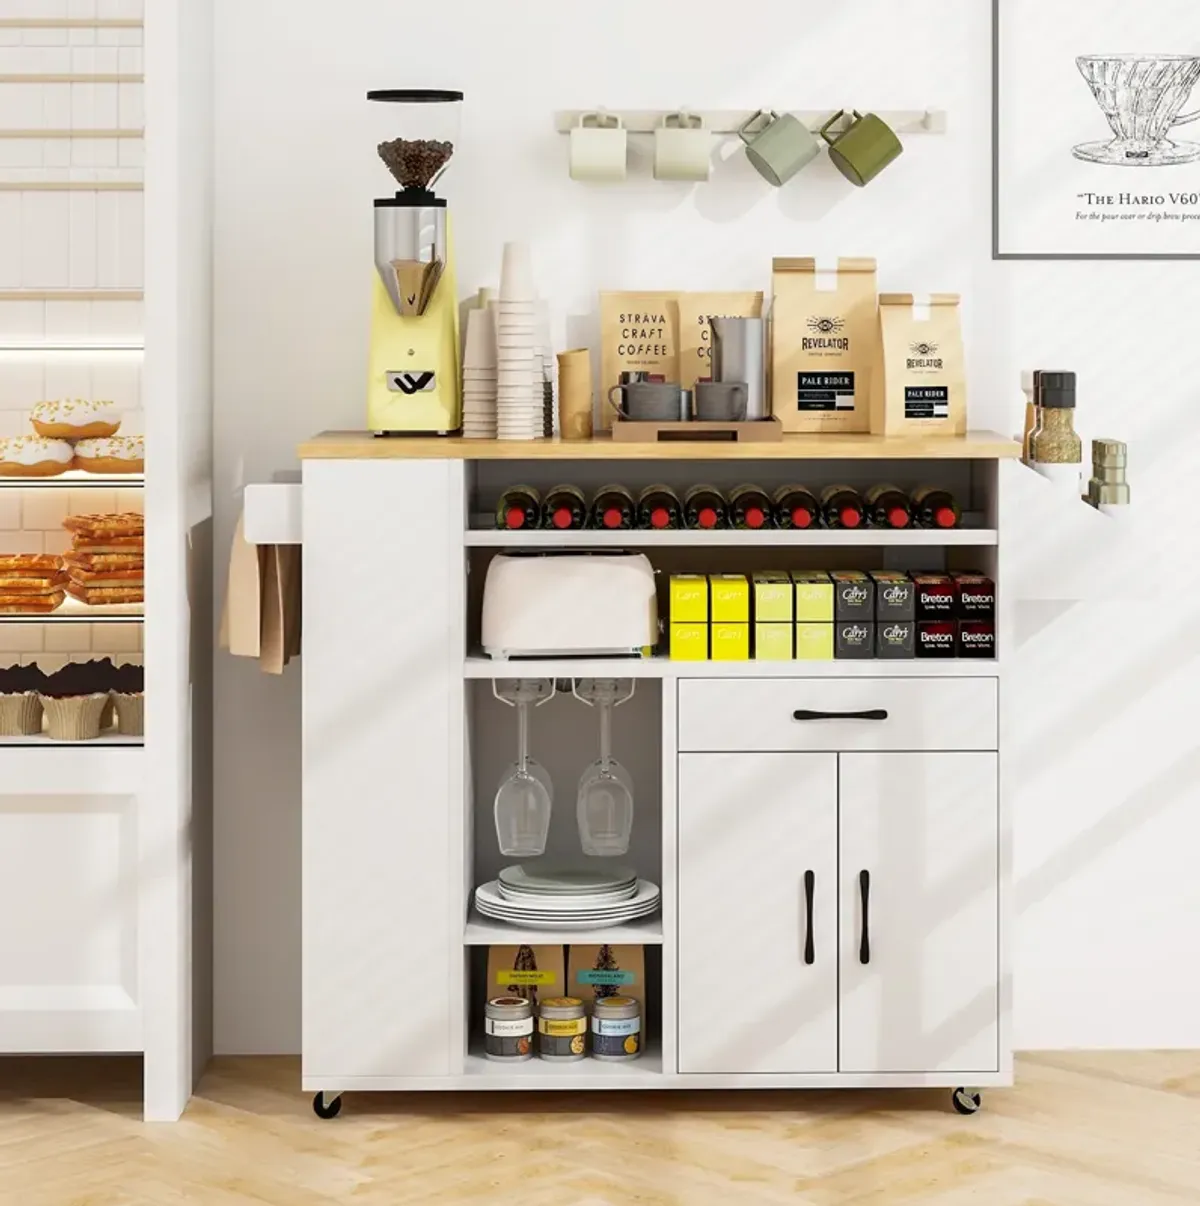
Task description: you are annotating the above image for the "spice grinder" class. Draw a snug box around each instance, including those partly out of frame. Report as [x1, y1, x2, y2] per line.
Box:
[367, 89, 463, 435]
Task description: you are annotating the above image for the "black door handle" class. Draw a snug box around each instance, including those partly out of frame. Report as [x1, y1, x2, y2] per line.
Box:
[803, 870, 815, 965]
[793, 709, 889, 722]
[859, 869, 871, 964]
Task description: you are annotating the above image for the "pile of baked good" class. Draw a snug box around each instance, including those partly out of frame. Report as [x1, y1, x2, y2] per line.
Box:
[63, 512, 144, 607]
[0, 553, 66, 615]
[0, 657, 144, 740]
[0, 400, 143, 478]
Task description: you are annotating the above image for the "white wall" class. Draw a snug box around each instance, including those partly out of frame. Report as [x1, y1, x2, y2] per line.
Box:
[212, 0, 1200, 1052]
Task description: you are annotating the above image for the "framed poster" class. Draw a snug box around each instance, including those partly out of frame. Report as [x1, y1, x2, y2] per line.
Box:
[995, 0, 1200, 259]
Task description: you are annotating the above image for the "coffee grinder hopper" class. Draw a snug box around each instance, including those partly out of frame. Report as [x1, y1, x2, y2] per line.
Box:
[370, 89, 462, 316]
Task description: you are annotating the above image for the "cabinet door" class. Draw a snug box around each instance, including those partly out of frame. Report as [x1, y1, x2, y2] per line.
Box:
[839, 752, 999, 1074]
[678, 753, 837, 1073]
[302, 459, 464, 1079]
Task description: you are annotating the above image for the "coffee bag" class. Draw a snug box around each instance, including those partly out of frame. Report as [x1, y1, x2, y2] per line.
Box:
[566, 943, 647, 1040]
[486, 945, 566, 1009]
[770, 257, 877, 433]
[871, 293, 967, 436]
[599, 292, 679, 431]
[676, 291, 764, 391]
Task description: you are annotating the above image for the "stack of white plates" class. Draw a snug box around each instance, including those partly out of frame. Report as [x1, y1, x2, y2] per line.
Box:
[461, 303, 497, 439]
[496, 242, 542, 440]
[474, 865, 660, 930]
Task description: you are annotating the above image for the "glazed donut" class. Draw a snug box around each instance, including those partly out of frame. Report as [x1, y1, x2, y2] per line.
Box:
[71, 435, 144, 475]
[30, 399, 120, 439]
[0, 436, 74, 477]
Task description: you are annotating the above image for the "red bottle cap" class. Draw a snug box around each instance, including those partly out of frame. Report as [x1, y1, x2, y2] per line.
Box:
[744, 507, 765, 529]
[792, 507, 813, 529]
[888, 506, 910, 529]
[602, 507, 623, 529]
[551, 507, 572, 529]
[840, 507, 861, 529]
[505, 507, 526, 530]
[698, 507, 717, 529]
[650, 507, 669, 529]
[935, 506, 956, 528]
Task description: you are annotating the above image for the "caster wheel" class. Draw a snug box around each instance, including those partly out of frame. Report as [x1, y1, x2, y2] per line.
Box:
[312, 1092, 342, 1120]
[951, 1088, 982, 1116]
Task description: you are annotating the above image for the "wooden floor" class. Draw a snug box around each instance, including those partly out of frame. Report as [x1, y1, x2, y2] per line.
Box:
[1, 1053, 1198, 1204]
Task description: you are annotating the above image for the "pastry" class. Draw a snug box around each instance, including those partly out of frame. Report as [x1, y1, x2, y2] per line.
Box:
[66, 567, 143, 585]
[0, 662, 48, 736]
[0, 436, 73, 478]
[30, 399, 120, 439]
[65, 552, 144, 572]
[67, 536, 145, 553]
[40, 660, 119, 739]
[111, 661, 144, 736]
[72, 435, 144, 475]
[0, 591, 64, 614]
[64, 583, 143, 606]
[0, 573, 68, 592]
[63, 512, 144, 538]
[0, 554, 63, 574]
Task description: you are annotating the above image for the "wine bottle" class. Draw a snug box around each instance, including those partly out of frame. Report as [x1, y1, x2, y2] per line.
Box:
[911, 485, 961, 529]
[864, 483, 912, 529]
[772, 484, 819, 530]
[728, 484, 772, 530]
[820, 484, 864, 530]
[636, 484, 683, 530]
[683, 484, 728, 530]
[541, 484, 587, 530]
[591, 483, 636, 530]
[496, 485, 541, 531]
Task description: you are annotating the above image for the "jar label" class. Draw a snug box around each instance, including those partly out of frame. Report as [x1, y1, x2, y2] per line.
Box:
[576, 970, 635, 987]
[538, 1017, 586, 1037]
[592, 1016, 640, 1037]
[497, 970, 556, 986]
[485, 1017, 533, 1037]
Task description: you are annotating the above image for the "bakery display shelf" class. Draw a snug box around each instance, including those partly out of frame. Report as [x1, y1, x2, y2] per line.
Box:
[0, 744, 143, 795]
[466, 653, 1000, 680]
[1, 599, 143, 624]
[464, 1040, 663, 1084]
[0, 731, 142, 748]
[463, 909, 663, 946]
[0, 471, 144, 490]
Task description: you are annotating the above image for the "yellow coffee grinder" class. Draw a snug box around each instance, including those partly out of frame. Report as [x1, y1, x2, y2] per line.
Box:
[367, 89, 462, 435]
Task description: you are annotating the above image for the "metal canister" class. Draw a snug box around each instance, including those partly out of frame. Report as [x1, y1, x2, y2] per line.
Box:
[590, 996, 642, 1062]
[537, 997, 587, 1062]
[485, 996, 533, 1063]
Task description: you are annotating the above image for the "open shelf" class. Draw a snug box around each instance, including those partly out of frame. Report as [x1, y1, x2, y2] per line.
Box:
[466, 655, 999, 680]
[466, 525, 996, 548]
[1, 744, 143, 794]
[0, 730, 142, 748]
[1, 598, 143, 623]
[0, 472, 143, 490]
[464, 1040, 663, 1085]
[464, 909, 663, 946]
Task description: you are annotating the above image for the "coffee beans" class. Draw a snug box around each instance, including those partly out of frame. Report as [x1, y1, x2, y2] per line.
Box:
[378, 138, 453, 190]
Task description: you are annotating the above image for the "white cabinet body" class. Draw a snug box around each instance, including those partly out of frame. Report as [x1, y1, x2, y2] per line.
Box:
[302, 459, 465, 1081]
[678, 753, 838, 1074]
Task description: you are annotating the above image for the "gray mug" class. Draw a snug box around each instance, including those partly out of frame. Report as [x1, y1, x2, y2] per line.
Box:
[738, 109, 821, 187]
[608, 381, 682, 422]
[694, 380, 749, 422]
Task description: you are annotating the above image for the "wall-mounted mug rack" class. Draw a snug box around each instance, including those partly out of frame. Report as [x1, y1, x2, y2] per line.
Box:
[553, 109, 948, 136]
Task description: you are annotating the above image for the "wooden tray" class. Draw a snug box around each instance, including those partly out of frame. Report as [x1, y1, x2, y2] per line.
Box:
[611, 417, 783, 444]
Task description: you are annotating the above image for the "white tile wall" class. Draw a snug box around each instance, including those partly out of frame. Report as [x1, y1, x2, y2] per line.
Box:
[0, 3, 144, 22]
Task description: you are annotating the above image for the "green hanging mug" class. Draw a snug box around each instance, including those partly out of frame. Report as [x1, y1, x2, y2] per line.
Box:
[820, 110, 903, 187]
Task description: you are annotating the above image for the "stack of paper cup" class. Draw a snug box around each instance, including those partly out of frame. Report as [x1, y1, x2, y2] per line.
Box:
[461, 303, 497, 439]
[496, 242, 542, 440]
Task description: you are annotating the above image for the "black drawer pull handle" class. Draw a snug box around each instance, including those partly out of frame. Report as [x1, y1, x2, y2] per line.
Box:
[803, 869, 815, 965]
[859, 869, 871, 965]
[793, 708, 889, 722]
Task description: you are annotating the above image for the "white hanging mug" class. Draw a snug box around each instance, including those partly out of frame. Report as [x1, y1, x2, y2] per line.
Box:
[654, 110, 711, 181]
[569, 112, 627, 182]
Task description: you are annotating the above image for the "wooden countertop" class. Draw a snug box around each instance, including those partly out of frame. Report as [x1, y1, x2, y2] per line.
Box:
[298, 430, 1022, 461]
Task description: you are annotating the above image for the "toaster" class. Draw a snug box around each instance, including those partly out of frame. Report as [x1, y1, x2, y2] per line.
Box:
[481, 553, 658, 659]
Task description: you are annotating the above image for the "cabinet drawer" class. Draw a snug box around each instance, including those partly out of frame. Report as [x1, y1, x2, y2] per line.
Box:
[677, 678, 997, 753]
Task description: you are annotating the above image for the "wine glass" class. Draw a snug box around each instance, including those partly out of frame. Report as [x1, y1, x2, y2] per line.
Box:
[576, 679, 634, 857]
[494, 686, 553, 858]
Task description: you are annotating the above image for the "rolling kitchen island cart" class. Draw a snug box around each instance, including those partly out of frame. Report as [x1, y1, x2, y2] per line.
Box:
[286, 430, 1018, 1118]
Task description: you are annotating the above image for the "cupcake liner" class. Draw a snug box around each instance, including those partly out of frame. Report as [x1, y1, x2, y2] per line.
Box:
[0, 692, 43, 737]
[112, 691, 143, 737]
[40, 693, 108, 742]
[101, 694, 115, 731]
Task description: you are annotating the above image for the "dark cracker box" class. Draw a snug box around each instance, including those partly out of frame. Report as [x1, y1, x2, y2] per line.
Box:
[876, 620, 916, 659]
[830, 570, 875, 621]
[835, 621, 875, 659]
[953, 573, 995, 621]
[870, 570, 915, 621]
[958, 620, 996, 658]
[916, 620, 956, 658]
[912, 572, 955, 622]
